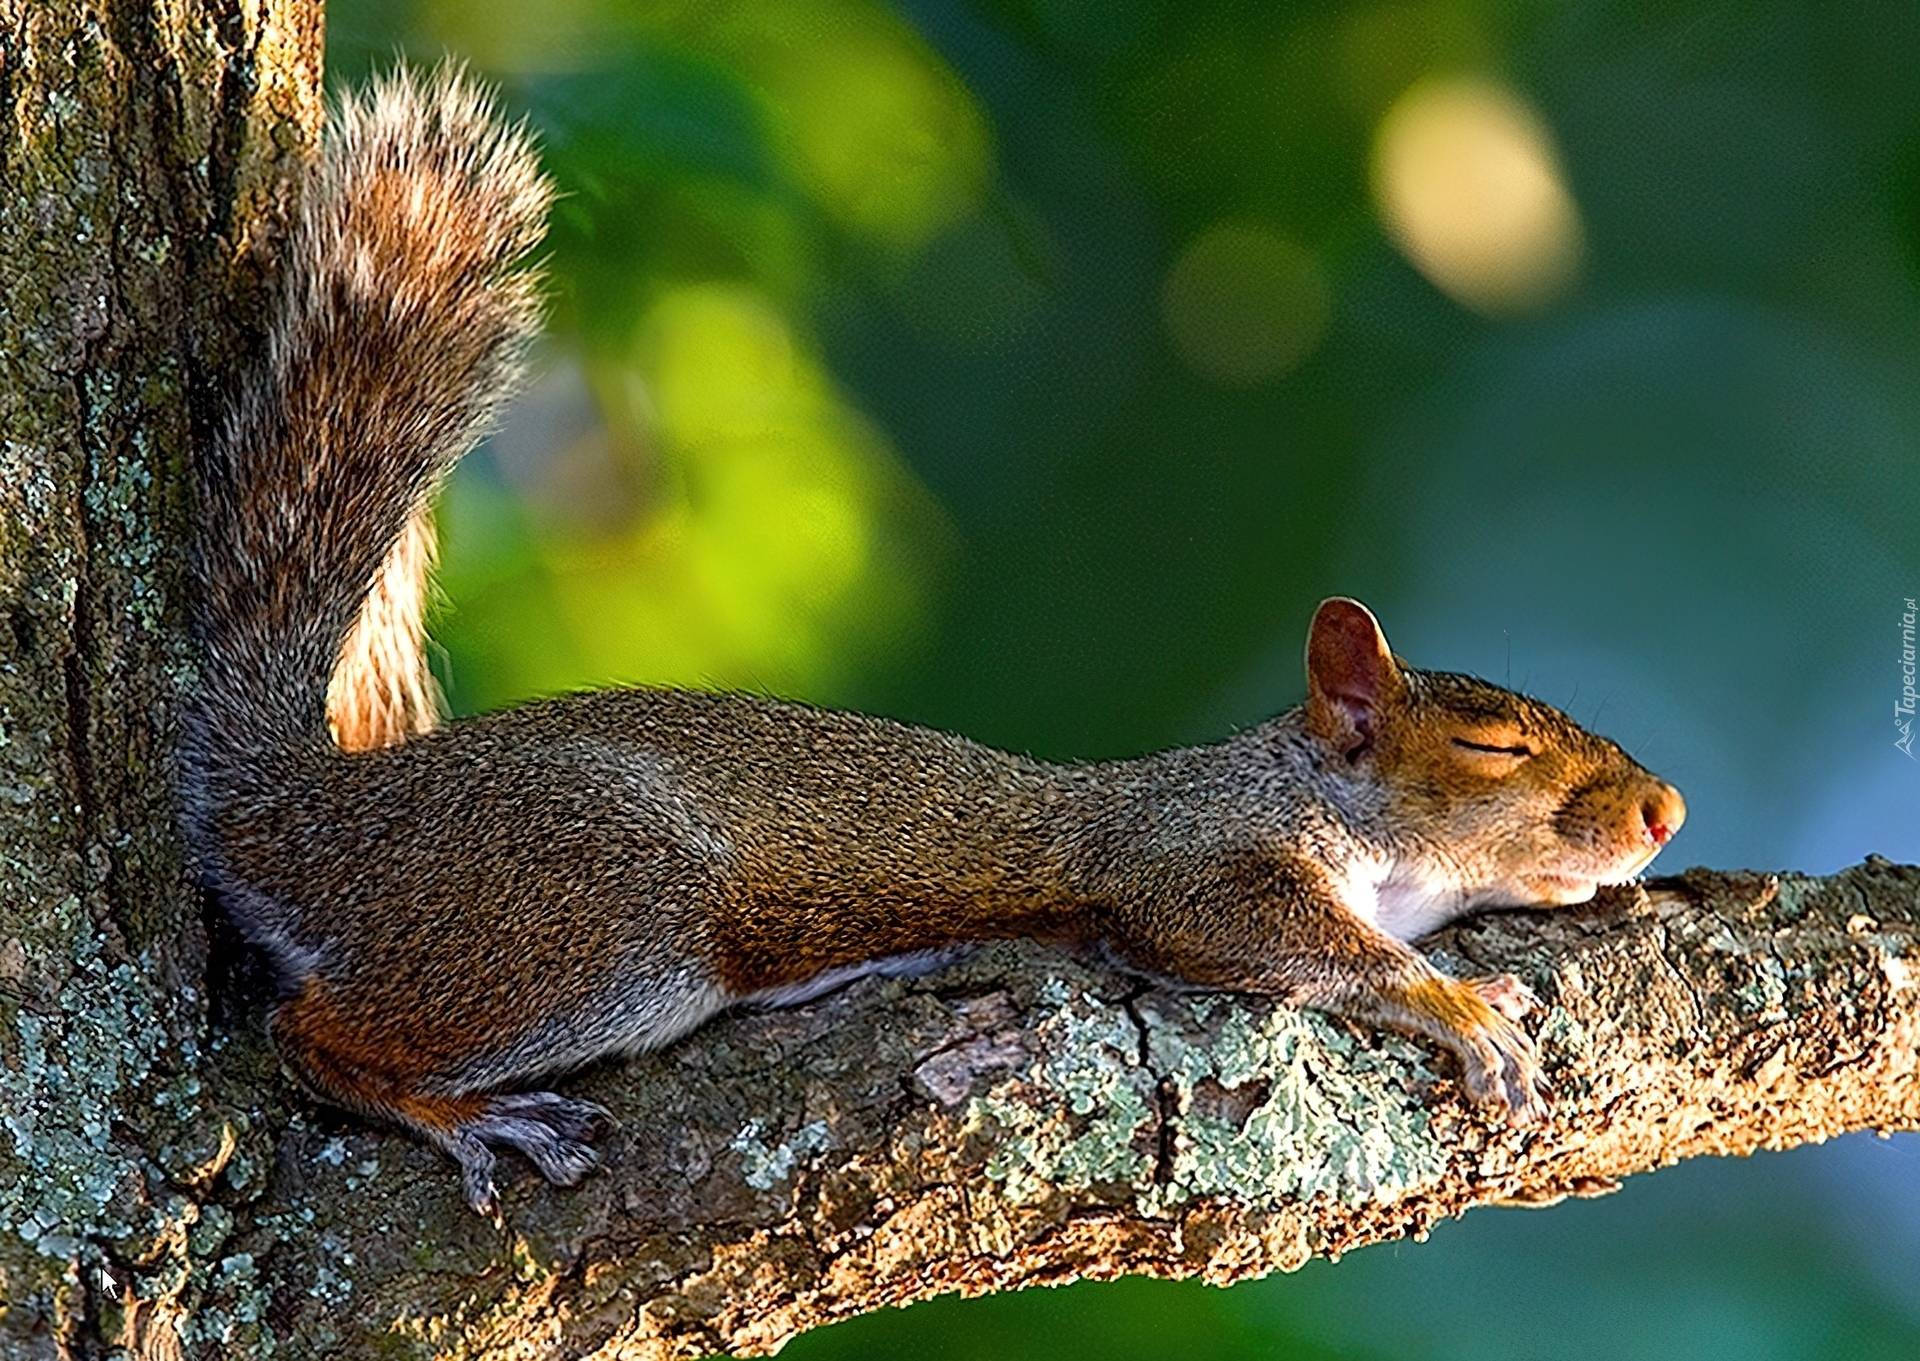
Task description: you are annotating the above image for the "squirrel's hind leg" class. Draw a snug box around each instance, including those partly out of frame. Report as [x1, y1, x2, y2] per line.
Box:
[271, 980, 612, 1215]
[434, 1092, 612, 1217]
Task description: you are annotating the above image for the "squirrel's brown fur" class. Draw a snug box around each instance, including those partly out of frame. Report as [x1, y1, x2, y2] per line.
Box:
[184, 68, 1685, 1216]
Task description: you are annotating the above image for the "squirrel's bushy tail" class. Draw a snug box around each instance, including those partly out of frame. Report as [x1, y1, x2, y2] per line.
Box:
[188, 67, 548, 794]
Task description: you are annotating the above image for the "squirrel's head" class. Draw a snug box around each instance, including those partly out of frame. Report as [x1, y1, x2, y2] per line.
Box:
[1304, 598, 1685, 909]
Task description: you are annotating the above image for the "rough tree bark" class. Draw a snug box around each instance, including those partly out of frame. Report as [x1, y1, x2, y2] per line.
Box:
[0, 0, 322, 1356]
[3, 5, 1918, 1360]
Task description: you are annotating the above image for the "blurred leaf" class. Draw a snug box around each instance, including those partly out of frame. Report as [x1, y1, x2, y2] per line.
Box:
[781, 1275, 1373, 1361]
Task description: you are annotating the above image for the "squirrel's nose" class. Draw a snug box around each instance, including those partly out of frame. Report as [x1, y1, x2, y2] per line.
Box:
[1643, 782, 1685, 846]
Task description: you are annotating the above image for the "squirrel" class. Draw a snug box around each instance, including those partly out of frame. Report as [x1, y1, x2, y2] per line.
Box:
[182, 67, 1686, 1217]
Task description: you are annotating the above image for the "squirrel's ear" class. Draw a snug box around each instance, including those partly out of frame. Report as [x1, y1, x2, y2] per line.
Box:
[1305, 598, 1402, 759]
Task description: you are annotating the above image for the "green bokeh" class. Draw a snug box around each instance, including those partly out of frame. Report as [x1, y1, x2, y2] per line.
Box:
[327, 0, 1920, 1355]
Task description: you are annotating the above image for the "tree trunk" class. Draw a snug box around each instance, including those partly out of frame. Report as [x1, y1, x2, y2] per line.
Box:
[0, 2, 321, 1354]
[4, 7, 1919, 1360]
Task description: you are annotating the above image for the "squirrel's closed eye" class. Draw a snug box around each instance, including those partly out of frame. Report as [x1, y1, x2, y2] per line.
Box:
[1452, 738, 1534, 758]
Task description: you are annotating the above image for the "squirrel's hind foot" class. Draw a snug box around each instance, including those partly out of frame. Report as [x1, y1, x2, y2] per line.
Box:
[444, 1092, 613, 1216]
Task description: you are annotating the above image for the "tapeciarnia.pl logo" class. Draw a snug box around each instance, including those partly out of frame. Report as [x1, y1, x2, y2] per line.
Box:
[1899, 597, 1917, 759]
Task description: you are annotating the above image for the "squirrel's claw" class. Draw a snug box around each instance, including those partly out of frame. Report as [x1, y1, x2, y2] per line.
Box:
[1471, 974, 1552, 1123]
[1472, 972, 1541, 1022]
[1490, 1020, 1551, 1125]
[448, 1128, 501, 1217]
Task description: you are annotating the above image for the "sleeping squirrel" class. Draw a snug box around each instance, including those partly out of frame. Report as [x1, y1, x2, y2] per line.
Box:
[182, 68, 1686, 1216]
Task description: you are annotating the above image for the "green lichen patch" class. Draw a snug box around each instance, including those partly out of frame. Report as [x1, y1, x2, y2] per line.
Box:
[961, 977, 1157, 1205]
[0, 903, 198, 1258]
[959, 976, 1450, 1219]
[730, 1119, 832, 1191]
[1141, 997, 1449, 1214]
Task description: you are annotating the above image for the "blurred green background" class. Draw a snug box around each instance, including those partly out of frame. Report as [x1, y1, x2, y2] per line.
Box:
[330, 1, 1920, 1355]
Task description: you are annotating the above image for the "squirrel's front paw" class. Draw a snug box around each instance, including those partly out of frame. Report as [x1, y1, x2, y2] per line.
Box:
[1455, 1008, 1551, 1126]
[1402, 972, 1551, 1125]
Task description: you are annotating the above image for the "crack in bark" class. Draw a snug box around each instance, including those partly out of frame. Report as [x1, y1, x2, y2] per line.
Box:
[59, 428, 96, 850]
[1120, 987, 1178, 1188]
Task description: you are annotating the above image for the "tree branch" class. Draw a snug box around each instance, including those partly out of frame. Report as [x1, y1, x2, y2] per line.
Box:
[219, 860, 1920, 1359]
